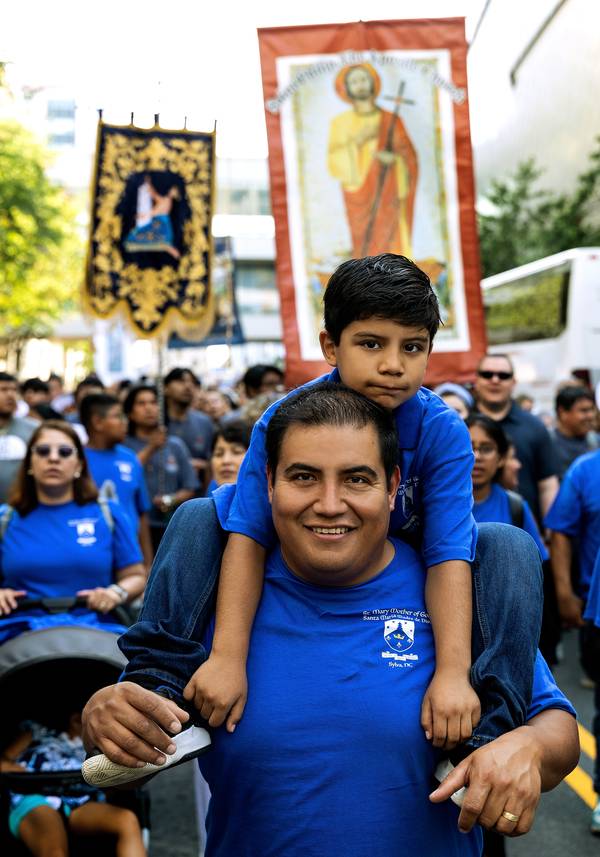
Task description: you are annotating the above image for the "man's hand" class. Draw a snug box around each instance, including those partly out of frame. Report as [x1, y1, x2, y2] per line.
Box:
[82, 682, 189, 768]
[0, 588, 26, 616]
[148, 426, 168, 452]
[557, 590, 584, 628]
[429, 727, 543, 836]
[183, 654, 247, 733]
[421, 669, 480, 749]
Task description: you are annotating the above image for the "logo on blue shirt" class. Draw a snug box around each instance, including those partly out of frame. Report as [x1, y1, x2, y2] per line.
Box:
[382, 619, 418, 663]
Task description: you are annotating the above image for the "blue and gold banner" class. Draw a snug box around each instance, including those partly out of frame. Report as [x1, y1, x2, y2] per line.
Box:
[84, 120, 215, 339]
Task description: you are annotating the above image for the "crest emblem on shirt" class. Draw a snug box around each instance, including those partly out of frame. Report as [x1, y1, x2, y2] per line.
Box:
[382, 619, 418, 662]
[117, 461, 133, 482]
[75, 520, 97, 546]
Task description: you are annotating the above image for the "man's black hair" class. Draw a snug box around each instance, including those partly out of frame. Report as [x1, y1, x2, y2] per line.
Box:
[75, 374, 105, 398]
[555, 385, 595, 414]
[242, 364, 284, 395]
[80, 393, 120, 433]
[21, 378, 49, 395]
[164, 367, 200, 387]
[323, 254, 441, 345]
[123, 384, 158, 435]
[212, 419, 252, 452]
[266, 381, 398, 486]
[0, 372, 17, 385]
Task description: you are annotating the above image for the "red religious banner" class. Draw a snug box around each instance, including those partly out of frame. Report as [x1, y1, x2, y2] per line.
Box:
[257, 18, 486, 387]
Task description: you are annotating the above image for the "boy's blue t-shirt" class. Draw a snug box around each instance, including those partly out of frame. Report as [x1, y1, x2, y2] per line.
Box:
[199, 539, 573, 857]
[0, 499, 142, 597]
[85, 444, 152, 529]
[473, 483, 549, 561]
[219, 371, 477, 568]
[544, 450, 600, 595]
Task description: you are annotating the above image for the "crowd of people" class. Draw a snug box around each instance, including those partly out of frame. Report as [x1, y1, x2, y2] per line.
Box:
[1, 253, 599, 854]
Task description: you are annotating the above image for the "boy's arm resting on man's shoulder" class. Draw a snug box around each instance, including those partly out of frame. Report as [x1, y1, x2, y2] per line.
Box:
[183, 534, 265, 731]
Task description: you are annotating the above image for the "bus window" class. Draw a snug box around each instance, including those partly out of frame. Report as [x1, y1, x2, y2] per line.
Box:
[484, 262, 571, 345]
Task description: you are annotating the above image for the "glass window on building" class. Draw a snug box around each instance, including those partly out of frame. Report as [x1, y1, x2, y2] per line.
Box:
[48, 131, 75, 146]
[484, 262, 571, 345]
[47, 100, 76, 119]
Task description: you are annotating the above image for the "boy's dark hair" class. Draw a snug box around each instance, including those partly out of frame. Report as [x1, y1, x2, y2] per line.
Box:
[323, 254, 441, 345]
[0, 372, 17, 385]
[212, 419, 252, 452]
[266, 382, 398, 486]
[80, 393, 121, 432]
[164, 367, 200, 387]
[21, 378, 50, 395]
[555, 385, 594, 414]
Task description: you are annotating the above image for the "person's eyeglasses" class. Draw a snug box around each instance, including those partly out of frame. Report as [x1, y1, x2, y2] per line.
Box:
[477, 370, 513, 381]
[472, 444, 498, 458]
[32, 444, 77, 459]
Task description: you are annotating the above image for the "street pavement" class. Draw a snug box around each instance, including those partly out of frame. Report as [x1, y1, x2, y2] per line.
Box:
[147, 633, 597, 857]
[508, 630, 598, 857]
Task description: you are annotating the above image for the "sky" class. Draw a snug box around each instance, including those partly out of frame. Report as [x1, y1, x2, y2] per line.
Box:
[1, 0, 487, 158]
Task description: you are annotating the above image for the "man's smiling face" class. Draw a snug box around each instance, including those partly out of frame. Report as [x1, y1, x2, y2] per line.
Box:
[268, 423, 399, 588]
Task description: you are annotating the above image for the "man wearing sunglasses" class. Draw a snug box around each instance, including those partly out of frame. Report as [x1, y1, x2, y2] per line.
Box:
[474, 355, 558, 524]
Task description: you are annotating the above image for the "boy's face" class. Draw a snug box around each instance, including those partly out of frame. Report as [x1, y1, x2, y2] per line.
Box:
[320, 318, 431, 411]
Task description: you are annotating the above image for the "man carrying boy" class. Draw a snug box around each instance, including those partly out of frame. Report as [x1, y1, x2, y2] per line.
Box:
[82, 384, 578, 855]
[86, 255, 542, 779]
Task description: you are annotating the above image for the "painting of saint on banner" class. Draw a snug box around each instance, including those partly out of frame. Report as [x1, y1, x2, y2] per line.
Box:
[85, 122, 215, 338]
[276, 51, 470, 362]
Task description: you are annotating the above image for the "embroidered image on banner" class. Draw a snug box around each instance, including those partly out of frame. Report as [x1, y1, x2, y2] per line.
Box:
[85, 121, 215, 339]
[258, 19, 486, 386]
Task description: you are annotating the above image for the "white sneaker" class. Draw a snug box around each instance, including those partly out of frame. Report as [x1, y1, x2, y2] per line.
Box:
[590, 799, 600, 835]
[434, 758, 467, 808]
[82, 725, 211, 788]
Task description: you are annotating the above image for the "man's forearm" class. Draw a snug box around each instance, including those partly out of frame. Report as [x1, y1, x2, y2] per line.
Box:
[138, 514, 153, 573]
[550, 531, 573, 597]
[538, 475, 559, 519]
[425, 560, 472, 672]
[211, 533, 265, 661]
[522, 709, 579, 790]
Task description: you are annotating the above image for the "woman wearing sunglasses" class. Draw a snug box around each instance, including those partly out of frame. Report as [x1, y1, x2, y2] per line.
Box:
[0, 421, 145, 635]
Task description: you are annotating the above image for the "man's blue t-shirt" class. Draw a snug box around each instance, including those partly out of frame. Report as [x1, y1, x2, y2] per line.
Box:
[544, 450, 600, 595]
[473, 483, 548, 561]
[199, 539, 574, 857]
[219, 371, 477, 568]
[584, 551, 600, 627]
[85, 444, 151, 530]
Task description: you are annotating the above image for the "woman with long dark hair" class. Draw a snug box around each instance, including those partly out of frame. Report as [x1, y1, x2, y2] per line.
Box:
[0, 421, 145, 636]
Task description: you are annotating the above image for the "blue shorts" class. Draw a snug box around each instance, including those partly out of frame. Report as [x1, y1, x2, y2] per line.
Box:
[9, 795, 72, 839]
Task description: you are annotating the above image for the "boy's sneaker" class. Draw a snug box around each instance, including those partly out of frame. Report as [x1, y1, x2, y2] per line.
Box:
[81, 724, 211, 789]
[434, 758, 467, 808]
[590, 799, 600, 835]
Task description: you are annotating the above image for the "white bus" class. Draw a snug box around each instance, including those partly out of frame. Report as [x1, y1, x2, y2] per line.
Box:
[481, 247, 600, 412]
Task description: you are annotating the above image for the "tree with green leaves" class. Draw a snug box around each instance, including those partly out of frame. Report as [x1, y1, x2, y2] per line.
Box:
[478, 138, 600, 277]
[0, 120, 82, 370]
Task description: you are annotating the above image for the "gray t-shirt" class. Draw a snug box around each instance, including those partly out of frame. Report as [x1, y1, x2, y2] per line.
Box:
[0, 416, 37, 502]
[167, 409, 214, 461]
[123, 434, 199, 528]
[550, 428, 599, 481]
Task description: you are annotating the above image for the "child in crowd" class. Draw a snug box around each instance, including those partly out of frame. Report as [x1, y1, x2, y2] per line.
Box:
[83, 254, 542, 790]
[2, 711, 145, 856]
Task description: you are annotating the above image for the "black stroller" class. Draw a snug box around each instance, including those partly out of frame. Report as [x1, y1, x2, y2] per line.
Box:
[0, 596, 150, 856]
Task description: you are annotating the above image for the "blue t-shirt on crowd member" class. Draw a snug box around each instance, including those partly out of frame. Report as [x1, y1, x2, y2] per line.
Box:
[0, 499, 142, 643]
[218, 371, 477, 568]
[544, 450, 600, 597]
[199, 539, 574, 857]
[85, 444, 152, 530]
[584, 551, 600, 627]
[473, 483, 549, 561]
